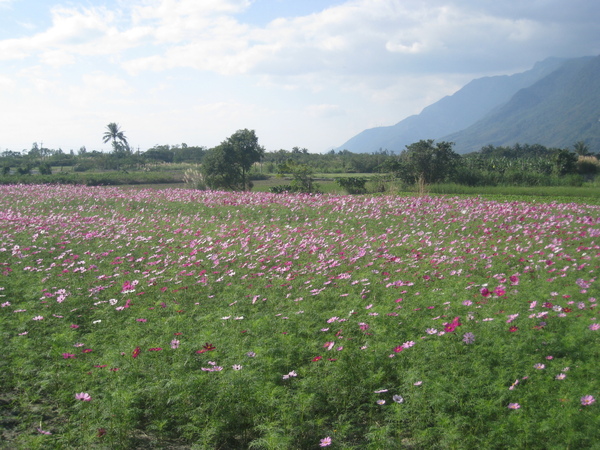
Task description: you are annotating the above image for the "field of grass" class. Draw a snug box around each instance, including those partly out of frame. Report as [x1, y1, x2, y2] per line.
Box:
[1, 185, 599, 448]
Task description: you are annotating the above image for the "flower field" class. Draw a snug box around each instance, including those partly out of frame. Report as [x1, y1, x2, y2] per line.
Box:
[1, 184, 599, 448]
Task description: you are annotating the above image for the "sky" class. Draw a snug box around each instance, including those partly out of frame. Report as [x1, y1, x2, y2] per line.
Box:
[0, 0, 598, 154]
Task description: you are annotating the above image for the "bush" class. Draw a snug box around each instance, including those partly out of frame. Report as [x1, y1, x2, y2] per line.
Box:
[38, 163, 52, 175]
[335, 177, 368, 194]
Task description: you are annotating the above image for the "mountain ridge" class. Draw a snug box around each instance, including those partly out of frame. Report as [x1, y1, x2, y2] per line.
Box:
[335, 56, 597, 154]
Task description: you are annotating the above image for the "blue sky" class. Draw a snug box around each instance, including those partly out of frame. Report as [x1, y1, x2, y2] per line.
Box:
[0, 0, 598, 153]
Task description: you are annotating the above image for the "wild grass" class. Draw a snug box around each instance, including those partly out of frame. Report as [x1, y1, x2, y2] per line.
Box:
[1, 185, 599, 449]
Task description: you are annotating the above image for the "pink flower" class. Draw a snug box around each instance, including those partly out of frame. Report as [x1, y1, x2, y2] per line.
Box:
[170, 339, 180, 349]
[507, 403, 520, 409]
[534, 363, 545, 370]
[36, 427, 52, 435]
[32, 316, 44, 321]
[136, 318, 147, 322]
[75, 392, 91, 401]
[319, 436, 332, 447]
[589, 323, 600, 331]
[581, 395, 596, 406]
[62, 353, 76, 359]
[70, 324, 79, 329]
[323, 341, 335, 351]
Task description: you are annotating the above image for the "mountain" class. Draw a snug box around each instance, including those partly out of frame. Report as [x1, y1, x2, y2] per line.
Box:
[335, 56, 590, 154]
[441, 55, 600, 153]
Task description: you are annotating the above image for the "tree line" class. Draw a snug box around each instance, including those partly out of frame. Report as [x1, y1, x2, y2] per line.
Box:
[1, 123, 597, 191]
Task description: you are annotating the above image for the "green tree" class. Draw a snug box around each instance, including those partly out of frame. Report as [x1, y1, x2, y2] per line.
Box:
[202, 129, 264, 191]
[202, 144, 244, 191]
[395, 140, 459, 185]
[552, 149, 578, 175]
[102, 123, 129, 155]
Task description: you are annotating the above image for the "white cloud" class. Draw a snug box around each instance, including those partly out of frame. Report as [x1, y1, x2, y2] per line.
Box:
[0, 0, 597, 152]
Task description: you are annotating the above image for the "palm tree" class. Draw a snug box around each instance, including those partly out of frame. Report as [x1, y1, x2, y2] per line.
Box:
[573, 141, 590, 156]
[102, 123, 128, 152]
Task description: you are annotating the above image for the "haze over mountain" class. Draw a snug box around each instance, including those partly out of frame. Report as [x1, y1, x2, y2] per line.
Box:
[336, 56, 598, 154]
[442, 55, 600, 153]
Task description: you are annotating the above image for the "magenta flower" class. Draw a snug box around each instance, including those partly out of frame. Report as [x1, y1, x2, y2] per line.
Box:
[75, 392, 92, 401]
[581, 395, 596, 406]
[70, 324, 79, 329]
[444, 316, 461, 333]
[62, 353, 76, 359]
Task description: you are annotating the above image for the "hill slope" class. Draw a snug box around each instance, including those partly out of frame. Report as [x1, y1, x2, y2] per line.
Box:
[335, 57, 571, 153]
[442, 55, 600, 153]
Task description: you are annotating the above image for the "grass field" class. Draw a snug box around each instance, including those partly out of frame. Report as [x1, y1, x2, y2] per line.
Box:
[1, 184, 599, 448]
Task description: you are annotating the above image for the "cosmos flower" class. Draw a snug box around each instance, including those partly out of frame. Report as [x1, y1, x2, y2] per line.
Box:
[75, 392, 92, 401]
[581, 395, 596, 406]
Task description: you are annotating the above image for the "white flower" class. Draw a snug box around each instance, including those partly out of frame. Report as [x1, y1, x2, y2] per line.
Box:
[393, 395, 404, 403]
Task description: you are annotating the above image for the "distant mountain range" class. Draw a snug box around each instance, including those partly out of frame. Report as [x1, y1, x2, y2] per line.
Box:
[335, 55, 600, 154]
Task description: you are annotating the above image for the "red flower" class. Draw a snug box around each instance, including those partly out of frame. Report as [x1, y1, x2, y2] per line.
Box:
[312, 356, 322, 362]
[393, 346, 404, 353]
[196, 343, 216, 354]
[132, 346, 141, 358]
[509, 326, 518, 332]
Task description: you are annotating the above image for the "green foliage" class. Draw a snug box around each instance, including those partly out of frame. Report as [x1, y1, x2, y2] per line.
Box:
[37, 162, 52, 175]
[102, 122, 129, 155]
[2, 188, 600, 448]
[202, 144, 245, 191]
[335, 177, 368, 194]
[394, 140, 460, 185]
[202, 129, 264, 191]
[552, 149, 578, 175]
[17, 164, 32, 175]
[277, 161, 320, 193]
